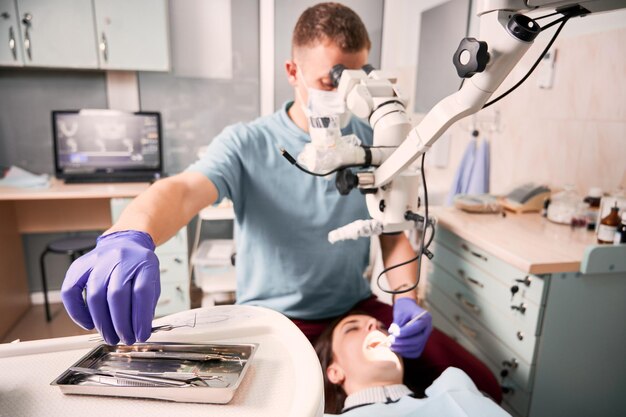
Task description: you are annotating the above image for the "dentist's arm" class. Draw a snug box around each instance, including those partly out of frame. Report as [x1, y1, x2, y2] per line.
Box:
[61, 172, 217, 345]
[380, 233, 433, 358]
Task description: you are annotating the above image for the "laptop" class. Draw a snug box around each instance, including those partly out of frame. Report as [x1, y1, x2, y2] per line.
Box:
[52, 109, 164, 183]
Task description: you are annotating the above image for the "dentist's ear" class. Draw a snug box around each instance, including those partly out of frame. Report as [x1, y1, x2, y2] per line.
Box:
[327, 363, 346, 385]
[285, 60, 299, 87]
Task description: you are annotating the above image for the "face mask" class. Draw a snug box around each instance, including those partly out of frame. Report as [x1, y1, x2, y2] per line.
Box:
[297, 65, 350, 127]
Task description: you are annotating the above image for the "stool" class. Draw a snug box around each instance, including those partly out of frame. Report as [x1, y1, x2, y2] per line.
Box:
[39, 235, 98, 322]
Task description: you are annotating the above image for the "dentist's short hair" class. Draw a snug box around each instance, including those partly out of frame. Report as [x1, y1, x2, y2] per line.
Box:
[292, 2, 371, 54]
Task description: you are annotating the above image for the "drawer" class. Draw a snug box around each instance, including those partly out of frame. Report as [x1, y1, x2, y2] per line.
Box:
[435, 228, 546, 305]
[429, 302, 532, 416]
[155, 281, 190, 317]
[157, 253, 189, 283]
[432, 240, 546, 308]
[426, 283, 536, 389]
[428, 261, 543, 336]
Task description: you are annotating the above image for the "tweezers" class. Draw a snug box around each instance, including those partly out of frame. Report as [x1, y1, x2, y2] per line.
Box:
[107, 351, 244, 364]
[70, 366, 209, 387]
[88, 314, 198, 343]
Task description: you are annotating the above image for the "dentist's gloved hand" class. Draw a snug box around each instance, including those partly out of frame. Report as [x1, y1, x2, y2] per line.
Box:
[61, 230, 160, 346]
[389, 298, 433, 358]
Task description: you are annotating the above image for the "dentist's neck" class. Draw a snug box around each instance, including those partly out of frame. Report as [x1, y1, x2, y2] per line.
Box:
[288, 94, 310, 133]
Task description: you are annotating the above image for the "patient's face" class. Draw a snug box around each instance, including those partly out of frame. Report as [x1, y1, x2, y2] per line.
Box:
[330, 314, 403, 394]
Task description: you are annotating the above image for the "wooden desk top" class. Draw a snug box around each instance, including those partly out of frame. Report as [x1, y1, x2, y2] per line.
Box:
[0, 178, 150, 201]
[431, 207, 599, 274]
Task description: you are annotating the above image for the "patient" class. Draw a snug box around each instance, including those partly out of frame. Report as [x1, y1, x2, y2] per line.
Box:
[315, 312, 510, 416]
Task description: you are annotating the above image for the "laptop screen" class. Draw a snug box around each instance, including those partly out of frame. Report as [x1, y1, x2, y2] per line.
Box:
[53, 110, 163, 178]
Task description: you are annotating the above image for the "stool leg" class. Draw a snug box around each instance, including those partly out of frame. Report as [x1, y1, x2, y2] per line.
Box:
[39, 250, 52, 322]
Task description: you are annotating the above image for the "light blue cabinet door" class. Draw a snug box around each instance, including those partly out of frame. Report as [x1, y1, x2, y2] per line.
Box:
[15, 0, 98, 68]
[93, 0, 169, 71]
[0, 0, 23, 66]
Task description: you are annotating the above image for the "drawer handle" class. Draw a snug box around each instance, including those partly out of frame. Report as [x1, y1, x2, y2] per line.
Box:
[454, 315, 479, 340]
[461, 243, 488, 262]
[502, 358, 519, 369]
[515, 275, 532, 287]
[458, 269, 484, 288]
[511, 303, 526, 314]
[501, 385, 515, 396]
[516, 331, 524, 341]
[456, 293, 481, 314]
[157, 297, 171, 306]
[174, 257, 183, 264]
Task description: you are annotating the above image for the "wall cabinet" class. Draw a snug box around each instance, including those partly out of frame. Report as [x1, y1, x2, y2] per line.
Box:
[2, 0, 169, 71]
[16, 0, 98, 68]
[110, 198, 190, 318]
[0, 0, 24, 66]
[93, 0, 169, 71]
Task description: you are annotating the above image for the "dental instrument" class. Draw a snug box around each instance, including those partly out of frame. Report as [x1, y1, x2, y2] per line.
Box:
[379, 310, 429, 349]
[88, 313, 197, 343]
[69, 366, 202, 387]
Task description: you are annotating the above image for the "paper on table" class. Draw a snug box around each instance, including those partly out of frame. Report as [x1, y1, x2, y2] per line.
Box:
[0, 166, 50, 188]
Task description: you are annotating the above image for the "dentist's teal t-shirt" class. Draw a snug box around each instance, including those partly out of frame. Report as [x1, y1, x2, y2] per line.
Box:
[186, 102, 373, 319]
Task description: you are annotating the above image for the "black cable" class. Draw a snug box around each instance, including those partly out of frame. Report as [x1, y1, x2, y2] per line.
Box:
[280, 148, 370, 177]
[376, 153, 434, 295]
[482, 17, 568, 109]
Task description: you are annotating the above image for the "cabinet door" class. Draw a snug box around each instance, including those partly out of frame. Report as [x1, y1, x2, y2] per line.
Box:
[93, 0, 169, 71]
[0, 0, 23, 66]
[15, 0, 98, 68]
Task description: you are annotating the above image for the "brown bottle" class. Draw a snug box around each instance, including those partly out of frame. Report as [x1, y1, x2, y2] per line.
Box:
[597, 204, 620, 244]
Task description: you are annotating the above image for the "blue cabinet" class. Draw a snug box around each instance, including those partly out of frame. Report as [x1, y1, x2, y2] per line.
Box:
[93, 0, 169, 71]
[16, 0, 98, 68]
[426, 226, 626, 417]
[0, 0, 23, 66]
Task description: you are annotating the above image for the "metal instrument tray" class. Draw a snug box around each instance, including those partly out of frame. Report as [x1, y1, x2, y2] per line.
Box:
[51, 342, 258, 404]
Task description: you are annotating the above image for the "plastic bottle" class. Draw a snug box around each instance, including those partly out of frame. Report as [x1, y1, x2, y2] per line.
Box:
[597, 204, 620, 244]
[614, 212, 626, 245]
[583, 187, 602, 230]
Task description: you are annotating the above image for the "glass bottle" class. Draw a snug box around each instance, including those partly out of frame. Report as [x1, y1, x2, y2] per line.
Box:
[613, 213, 626, 245]
[597, 204, 620, 244]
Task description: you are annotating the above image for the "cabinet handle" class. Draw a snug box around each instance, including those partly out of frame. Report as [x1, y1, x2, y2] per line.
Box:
[455, 293, 480, 314]
[458, 269, 484, 288]
[22, 13, 32, 61]
[501, 385, 515, 395]
[8, 26, 17, 60]
[515, 275, 532, 287]
[461, 243, 488, 262]
[454, 315, 479, 339]
[511, 303, 526, 314]
[100, 32, 108, 62]
[516, 331, 524, 341]
[502, 358, 519, 369]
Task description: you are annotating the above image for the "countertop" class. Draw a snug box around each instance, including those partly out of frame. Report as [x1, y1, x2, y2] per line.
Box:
[0, 178, 151, 200]
[431, 207, 600, 275]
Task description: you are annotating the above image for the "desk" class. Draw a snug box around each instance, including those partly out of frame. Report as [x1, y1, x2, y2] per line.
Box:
[0, 179, 150, 339]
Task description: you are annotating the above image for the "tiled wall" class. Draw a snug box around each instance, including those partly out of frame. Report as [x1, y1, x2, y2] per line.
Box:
[426, 27, 626, 199]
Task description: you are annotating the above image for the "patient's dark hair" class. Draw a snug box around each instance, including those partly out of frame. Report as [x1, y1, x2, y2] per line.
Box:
[315, 311, 369, 414]
[292, 2, 371, 55]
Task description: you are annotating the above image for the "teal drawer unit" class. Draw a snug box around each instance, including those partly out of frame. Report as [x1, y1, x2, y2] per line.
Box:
[110, 198, 190, 317]
[428, 300, 529, 417]
[427, 225, 626, 417]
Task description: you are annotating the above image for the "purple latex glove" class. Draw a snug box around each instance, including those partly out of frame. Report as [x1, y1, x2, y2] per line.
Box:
[389, 298, 433, 358]
[61, 230, 160, 345]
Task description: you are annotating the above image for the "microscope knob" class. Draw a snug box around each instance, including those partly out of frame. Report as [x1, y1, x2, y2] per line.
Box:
[335, 169, 358, 195]
[453, 38, 489, 78]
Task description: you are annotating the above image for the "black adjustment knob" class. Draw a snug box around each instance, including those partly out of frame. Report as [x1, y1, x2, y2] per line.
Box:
[361, 63, 375, 75]
[453, 38, 489, 78]
[335, 169, 358, 195]
[500, 369, 509, 378]
[329, 64, 346, 88]
[510, 285, 519, 296]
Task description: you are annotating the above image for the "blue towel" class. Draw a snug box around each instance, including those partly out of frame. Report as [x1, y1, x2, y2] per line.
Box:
[446, 137, 490, 205]
[466, 137, 490, 195]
